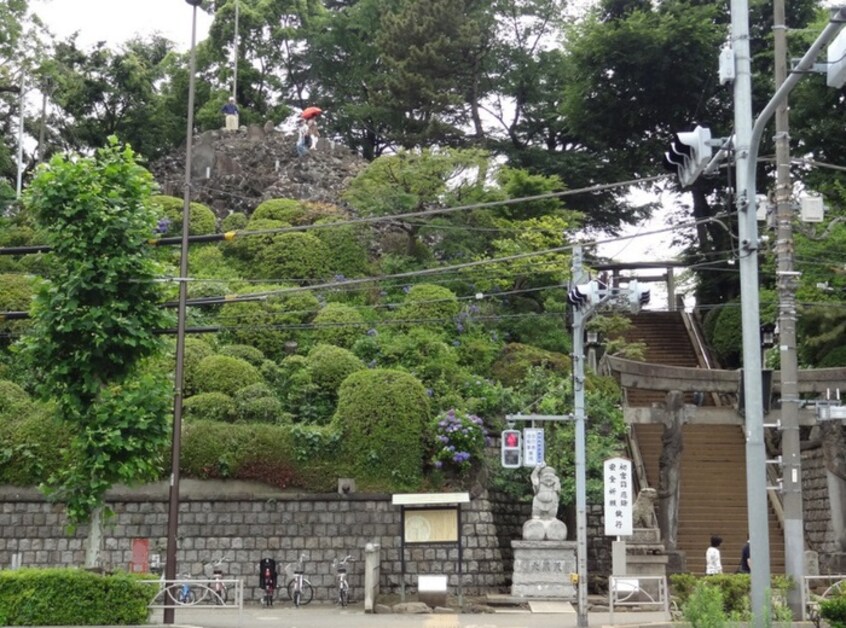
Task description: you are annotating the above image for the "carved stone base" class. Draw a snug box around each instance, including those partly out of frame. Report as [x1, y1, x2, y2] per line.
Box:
[510, 540, 577, 599]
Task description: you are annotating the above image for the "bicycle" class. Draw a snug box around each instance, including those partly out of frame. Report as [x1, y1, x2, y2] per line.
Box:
[333, 555, 353, 607]
[167, 573, 196, 605]
[209, 555, 230, 604]
[286, 553, 314, 608]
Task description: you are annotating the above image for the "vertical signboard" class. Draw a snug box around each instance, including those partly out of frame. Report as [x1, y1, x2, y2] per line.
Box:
[522, 428, 545, 467]
[603, 457, 633, 536]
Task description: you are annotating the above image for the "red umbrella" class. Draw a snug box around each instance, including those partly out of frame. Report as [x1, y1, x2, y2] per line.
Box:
[302, 106, 322, 119]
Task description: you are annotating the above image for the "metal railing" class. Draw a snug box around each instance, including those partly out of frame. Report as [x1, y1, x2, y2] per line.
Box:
[609, 575, 671, 623]
[801, 574, 846, 625]
[145, 577, 244, 623]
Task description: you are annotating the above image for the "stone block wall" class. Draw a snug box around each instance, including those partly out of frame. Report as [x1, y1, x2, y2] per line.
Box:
[0, 481, 618, 600]
[0, 482, 543, 601]
[802, 444, 839, 572]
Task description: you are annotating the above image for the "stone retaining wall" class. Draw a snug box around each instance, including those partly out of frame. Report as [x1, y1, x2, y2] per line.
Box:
[0, 481, 545, 601]
[802, 443, 840, 573]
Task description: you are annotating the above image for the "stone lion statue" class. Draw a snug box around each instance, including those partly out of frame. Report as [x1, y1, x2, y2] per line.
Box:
[632, 487, 658, 529]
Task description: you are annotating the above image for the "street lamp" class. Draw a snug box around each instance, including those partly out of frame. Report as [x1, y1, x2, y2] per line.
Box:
[163, 0, 201, 623]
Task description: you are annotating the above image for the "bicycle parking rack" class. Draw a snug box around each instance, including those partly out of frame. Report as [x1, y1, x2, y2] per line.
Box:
[145, 578, 244, 624]
[608, 575, 670, 623]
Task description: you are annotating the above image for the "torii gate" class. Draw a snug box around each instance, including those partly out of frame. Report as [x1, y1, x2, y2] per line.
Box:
[603, 354, 846, 571]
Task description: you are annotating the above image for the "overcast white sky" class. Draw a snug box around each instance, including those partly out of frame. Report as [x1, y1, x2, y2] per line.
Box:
[32, 0, 213, 50]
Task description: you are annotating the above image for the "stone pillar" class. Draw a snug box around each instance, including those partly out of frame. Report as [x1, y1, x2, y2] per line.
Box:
[363, 542, 381, 613]
[658, 391, 684, 556]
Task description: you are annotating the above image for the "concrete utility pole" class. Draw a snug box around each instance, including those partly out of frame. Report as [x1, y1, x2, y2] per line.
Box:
[731, 4, 846, 622]
[729, 0, 772, 619]
[571, 245, 589, 628]
[772, 0, 805, 614]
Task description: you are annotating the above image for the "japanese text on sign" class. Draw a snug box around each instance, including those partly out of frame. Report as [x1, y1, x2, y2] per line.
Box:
[603, 457, 633, 536]
[523, 428, 545, 467]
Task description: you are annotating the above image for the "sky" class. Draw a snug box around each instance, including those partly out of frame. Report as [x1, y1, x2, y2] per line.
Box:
[32, 0, 213, 51]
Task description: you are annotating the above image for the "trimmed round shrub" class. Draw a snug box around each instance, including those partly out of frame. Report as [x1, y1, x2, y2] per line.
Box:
[255, 232, 330, 283]
[312, 219, 371, 278]
[188, 245, 240, 280]
[306, 344, 365, 393]
[0, 380, 32, 417]
[182, 338, 217, 396]
[233, 383, 283, 423]
[0, 404, 74, 486]
[0, 273, 36, 340]
[221, 212, 248, 232]
[332, 369, 430, 489]
[236, 395, 283, 424]
[223, 218, 289, 263]
[150, 195, 217, 235]
[219, 344, 266, 367]
[312, 303, 366, 349]
[193, 355, 263, 396]
[252, 198, 307, 224]
[218, 290, 320, 361]
[397, 284, 460, 328]
[183, 392, 237, 422]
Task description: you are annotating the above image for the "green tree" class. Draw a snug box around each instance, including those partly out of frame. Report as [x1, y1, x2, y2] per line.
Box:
[22, 138, 170, 526]
[46, 35, 181, 160]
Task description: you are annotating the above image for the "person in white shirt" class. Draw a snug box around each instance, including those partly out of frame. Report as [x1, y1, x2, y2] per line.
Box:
[706, 535, 723, 574]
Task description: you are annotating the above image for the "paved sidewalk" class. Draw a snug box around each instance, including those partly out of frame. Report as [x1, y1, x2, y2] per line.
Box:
[145, 602, 674, 628]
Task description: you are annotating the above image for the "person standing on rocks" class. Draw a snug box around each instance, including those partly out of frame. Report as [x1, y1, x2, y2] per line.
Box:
[307, 115, 320, 149]
[296, 118, 310, 157]
[221, 96, 239, 131]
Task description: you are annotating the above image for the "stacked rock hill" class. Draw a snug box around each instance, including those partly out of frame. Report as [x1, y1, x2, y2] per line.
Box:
[149, 122, 369, 219]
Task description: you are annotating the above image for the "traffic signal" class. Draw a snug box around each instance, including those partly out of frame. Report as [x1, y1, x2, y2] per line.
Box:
[663, 125, 712, 187]
[501, 429, 522, 468]
[627, 280, 650, 313]
[567, 280, 601, 310]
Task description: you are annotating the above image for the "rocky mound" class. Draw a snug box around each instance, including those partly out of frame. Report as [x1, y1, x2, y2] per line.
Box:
[149, 123, 369, 219]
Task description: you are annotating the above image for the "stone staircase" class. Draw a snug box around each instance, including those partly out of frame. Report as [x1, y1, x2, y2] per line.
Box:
[624, 311, 785, 575]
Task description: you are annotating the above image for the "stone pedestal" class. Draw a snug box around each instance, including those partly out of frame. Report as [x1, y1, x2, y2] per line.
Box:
[511, 540, 577, 600]
[624, 528, 669, 579]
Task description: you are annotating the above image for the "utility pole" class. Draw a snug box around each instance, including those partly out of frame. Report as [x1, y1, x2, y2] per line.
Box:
[731, 5, 846, 622]
[772, 0, 805, 614]
[571, 245, 589, 628]
[232, 0, 239, 99]
[729, 0, 772, 619]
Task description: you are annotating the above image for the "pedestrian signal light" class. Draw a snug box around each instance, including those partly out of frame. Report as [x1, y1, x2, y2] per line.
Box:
[501, 429, 522, 468]
[663, 125, 713, 187]
[627, 280, 651, 314]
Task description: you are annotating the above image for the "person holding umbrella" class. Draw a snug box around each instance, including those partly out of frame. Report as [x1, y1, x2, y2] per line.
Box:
[304, 106, 322, 149]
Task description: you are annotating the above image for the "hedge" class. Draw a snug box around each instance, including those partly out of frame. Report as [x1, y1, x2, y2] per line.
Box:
[193, 355, 263, 396]
[312, 303, 366, 349]
[332, 368, 430, 490]
[150, 195, 216, 236]
[0, 568, 155, 626]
